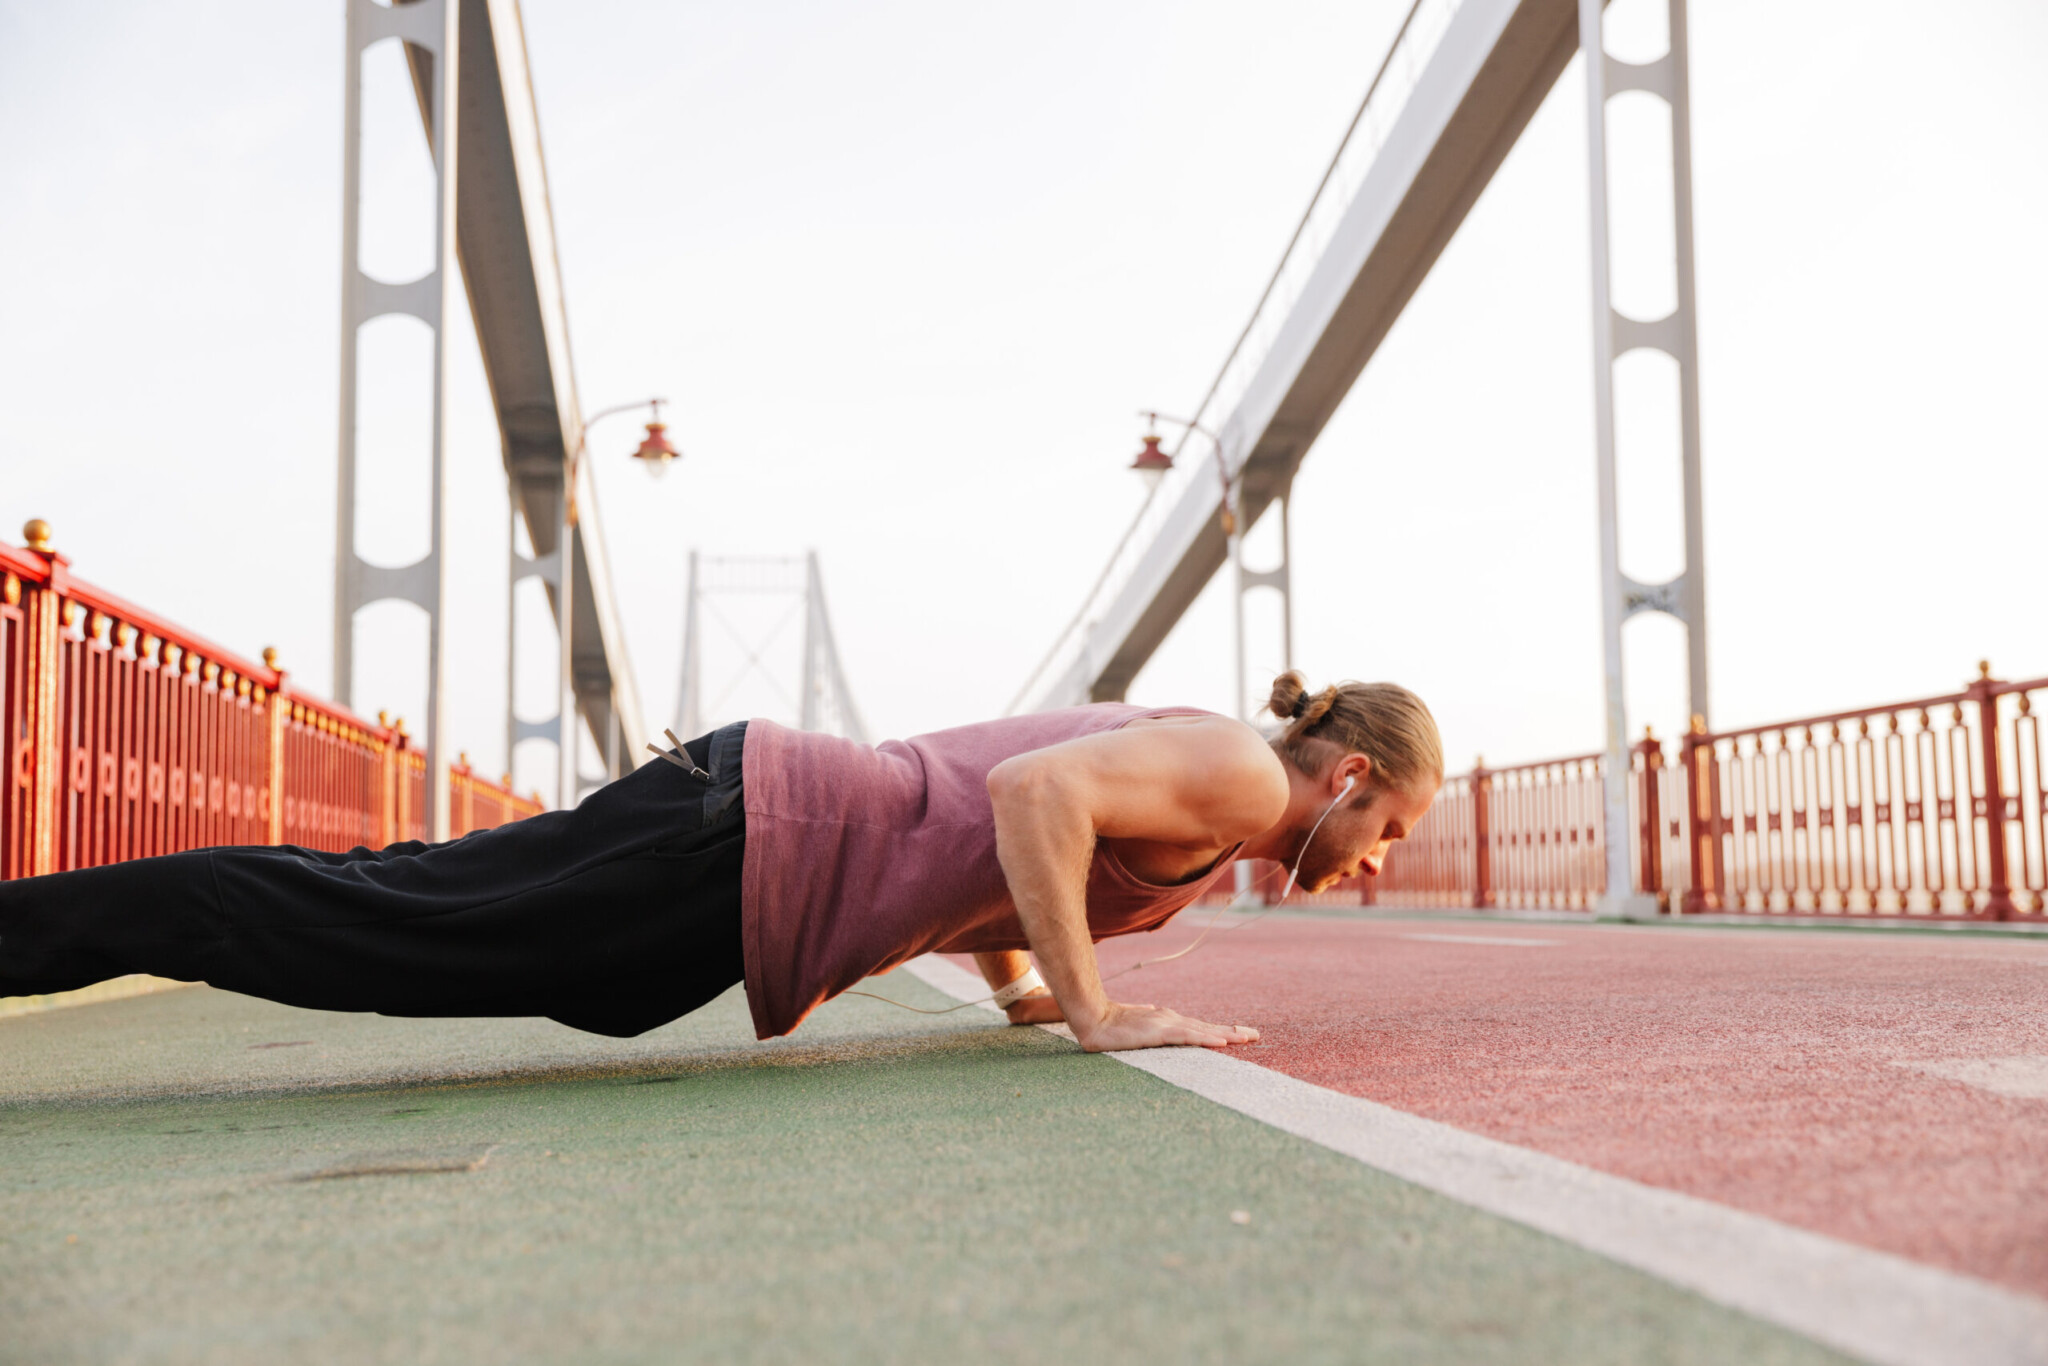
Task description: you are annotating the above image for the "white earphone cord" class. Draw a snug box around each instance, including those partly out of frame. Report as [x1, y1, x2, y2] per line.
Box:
[845, 776, 1355, 1015]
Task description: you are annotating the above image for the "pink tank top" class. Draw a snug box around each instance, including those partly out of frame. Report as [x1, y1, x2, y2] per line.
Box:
[738, 704, 1242, 1038]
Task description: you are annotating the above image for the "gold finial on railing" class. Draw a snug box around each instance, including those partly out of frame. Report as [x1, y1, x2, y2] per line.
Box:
[377, 710, 391, 728]
[457, 751, 469, 769]
[1688, 713, 1707, 735]
[262, 646, 279, 671]
[2, 573, 17, 607]
[500, 772, 512, 787]
[21, 519, 52, 552]
[1979, 659, 1992, 681]
[1643, 724, 1655, 741]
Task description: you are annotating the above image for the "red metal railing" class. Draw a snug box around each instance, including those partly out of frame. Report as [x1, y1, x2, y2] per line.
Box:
[1679, 665, 2046, 919]
[1, 561, 32, 881]
[448, 754, 529, 838]
[1370, 753, 1610, 911]
[278, 694, 392, 853]
[1370, 663, 2048, 922]
[0, 528, 542, 879]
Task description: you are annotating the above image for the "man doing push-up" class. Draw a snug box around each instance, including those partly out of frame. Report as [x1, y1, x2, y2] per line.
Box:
[0, 672, 1441, 1053]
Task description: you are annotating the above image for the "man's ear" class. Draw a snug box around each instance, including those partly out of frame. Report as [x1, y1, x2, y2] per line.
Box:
[1335, 752, 1373, 793]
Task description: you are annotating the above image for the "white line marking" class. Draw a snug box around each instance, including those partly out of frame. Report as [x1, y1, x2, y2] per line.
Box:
[1895, 1056, 2048, 1100]
[1399, 932, 1560, 947]
[901, 955, 2048, 1366]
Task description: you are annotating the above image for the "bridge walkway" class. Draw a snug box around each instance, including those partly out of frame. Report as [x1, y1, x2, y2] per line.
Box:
[11, 920, 2047, 1361]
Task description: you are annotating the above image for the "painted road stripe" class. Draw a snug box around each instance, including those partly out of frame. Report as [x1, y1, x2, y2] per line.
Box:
[1398, 932, 1559, 947]
[904, 955, 2048, 1366]
[1894, 1056, 2048, 1100]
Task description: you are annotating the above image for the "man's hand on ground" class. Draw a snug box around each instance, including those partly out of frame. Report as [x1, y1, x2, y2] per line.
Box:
[1003, 991, 1065, 1026]
[1072, 1001, 1259, 1053]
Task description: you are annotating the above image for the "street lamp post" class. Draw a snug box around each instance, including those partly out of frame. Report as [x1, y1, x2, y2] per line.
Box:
[1129, 411, 1256, 722]
[566, 397, 682, 523]
[513, 397, 682, 808]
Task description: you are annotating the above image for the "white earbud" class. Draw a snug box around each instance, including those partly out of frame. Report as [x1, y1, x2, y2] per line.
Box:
[1340, 774, 1356, 796]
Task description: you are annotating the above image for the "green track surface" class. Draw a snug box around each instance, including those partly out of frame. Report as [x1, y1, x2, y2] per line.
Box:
[1, 979, 1852, 1365]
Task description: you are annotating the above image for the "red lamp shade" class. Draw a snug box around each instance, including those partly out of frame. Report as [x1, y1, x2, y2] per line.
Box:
[632, 421, 680, 476]
[1129, 433, 1173, 489]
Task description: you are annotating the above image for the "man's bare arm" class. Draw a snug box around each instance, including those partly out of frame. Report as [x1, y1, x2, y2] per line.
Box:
[984, 767, 1113, 1035]
[985, 717, 1285, 1052]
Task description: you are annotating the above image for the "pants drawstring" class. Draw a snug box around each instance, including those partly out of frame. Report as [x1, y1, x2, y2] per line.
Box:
[647, 728, 713, 782]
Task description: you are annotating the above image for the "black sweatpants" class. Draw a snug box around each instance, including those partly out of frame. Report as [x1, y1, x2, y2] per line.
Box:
[0, 724, 749, 1038]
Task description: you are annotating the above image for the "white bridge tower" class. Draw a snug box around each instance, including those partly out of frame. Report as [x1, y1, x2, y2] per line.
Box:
[674, 553, 868, 744]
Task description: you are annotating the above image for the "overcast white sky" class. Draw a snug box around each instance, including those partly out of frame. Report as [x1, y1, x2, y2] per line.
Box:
[1, 0, 2042, 798]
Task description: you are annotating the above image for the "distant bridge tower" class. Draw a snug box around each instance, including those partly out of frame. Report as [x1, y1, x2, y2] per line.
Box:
[674, 552, 868, 744]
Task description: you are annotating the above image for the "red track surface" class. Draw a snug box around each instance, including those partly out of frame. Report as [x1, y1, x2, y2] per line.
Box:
[977, 917, 2048, 1298]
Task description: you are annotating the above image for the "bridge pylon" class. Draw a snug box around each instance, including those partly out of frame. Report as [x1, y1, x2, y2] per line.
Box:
[1577, 0, 1708, 919]
[675, 552, 868, 745]
[334, 0, 647, 826]
[333, 0, 462, 840]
